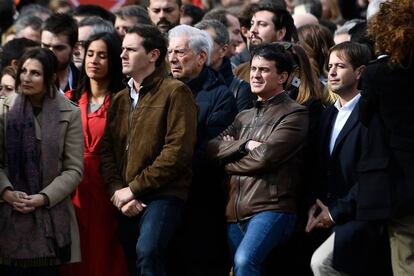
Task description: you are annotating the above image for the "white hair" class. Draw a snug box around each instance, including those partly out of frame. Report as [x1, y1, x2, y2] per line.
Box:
[168, 25, 213, 66]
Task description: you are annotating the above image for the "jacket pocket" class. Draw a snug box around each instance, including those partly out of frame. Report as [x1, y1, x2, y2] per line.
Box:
[357, 157, 389, 172]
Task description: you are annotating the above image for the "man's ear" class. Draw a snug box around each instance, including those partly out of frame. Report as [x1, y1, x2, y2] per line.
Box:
[278, 71, 289, 84]
[355, 65, 366, 80]
[149, 49, 161, 64]
[219, 44, 229, 59]
[276, 27, 287, 42]
[197, 51, 208, 66]
[241, 26, 250, 39]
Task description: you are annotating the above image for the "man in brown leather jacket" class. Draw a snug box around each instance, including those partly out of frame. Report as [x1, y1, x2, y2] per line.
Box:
[100, 25, 197, 276]
[208, 43, 308, 276]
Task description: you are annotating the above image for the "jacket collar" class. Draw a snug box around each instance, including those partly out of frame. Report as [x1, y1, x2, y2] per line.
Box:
[186, 66, 223, 93]
[218, 57, 233, 85]
[254, 91, 288, 108]
[139, 61, 169, 95]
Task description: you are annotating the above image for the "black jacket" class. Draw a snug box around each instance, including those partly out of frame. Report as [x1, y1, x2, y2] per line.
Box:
[314, 103, 391, 276]
[359, 57, 414, 218]
[186, 66, 238, 173]
[218, 57, 255, 112]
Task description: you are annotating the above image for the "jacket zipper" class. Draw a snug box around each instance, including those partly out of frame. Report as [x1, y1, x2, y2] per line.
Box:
[123, 98, 135, 183]
[235, 175, 243, 221]
[234, 106, 262, 221]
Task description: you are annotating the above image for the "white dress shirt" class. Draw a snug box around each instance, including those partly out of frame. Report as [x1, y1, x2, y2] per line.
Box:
[329, 93, 361, 155]
[127, 78, 141, 109]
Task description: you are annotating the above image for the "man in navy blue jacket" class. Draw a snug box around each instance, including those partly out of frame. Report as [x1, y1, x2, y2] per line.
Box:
[168, 24, 237, 275]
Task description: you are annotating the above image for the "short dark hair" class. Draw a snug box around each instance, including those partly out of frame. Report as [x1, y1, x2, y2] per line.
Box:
[16, 47, 58, 98]
[73, 32, 124, 103]
[42, 13, 78, 48]
[114, 5, 152, 25]
[15, 15, 43, 35]
[252, 1, 297, 42]
[73, 4, 115, 24]
[250, 43, 295, 76]
[126, 25, 167, 68]
[182, 4, 205, 26]
[0, 38, 40, 71]
[328, 41, 371, 70]
[147, 0, 182, 7]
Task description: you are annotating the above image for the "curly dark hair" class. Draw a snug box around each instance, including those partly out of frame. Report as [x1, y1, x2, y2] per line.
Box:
[368, 0, 414, 65]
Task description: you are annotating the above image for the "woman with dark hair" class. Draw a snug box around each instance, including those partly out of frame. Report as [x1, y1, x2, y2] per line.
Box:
[60, 32, 128, 276]
[0, 47, 83, 275]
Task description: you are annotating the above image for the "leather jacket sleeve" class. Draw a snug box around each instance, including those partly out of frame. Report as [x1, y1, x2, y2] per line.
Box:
[207, 117, 249, 164]
[225, 109, 308, 175]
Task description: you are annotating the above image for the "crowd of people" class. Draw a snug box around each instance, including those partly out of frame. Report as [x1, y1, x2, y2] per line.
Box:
[0, 0, 413, 275]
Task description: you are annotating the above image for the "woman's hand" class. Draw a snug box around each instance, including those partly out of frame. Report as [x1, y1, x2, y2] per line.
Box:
[20, 194, 47, 209]
[2, 189, 35, 213]
[1, 190, 46, 213]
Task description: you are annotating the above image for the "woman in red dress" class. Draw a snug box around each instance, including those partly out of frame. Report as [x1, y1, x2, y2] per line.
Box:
[61, 31, 128, 276]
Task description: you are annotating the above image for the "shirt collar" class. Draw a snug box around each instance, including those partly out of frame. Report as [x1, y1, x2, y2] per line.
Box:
[334, 93, 361, 111]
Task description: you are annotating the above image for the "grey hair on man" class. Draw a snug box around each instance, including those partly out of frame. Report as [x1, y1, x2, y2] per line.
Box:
[195, 19, 229, 47]
[78, 16, 116, 37]
[168, 24, 213, 66]
[114, 5, 151, 25]
[15, 15, 42, 35]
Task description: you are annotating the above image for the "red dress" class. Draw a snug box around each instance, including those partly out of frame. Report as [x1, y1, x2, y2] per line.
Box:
[60, 91, 129, 276]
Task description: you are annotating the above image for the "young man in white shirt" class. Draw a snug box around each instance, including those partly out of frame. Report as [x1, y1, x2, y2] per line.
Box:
[306, 41, 391, 276]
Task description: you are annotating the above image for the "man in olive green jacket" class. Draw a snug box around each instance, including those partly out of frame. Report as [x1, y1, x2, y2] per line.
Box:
[100, 25, 197, 276]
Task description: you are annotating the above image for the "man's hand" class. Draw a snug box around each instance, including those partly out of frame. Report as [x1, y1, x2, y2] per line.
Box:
[246, 140, 262, 151]
[121, 199, 147, 217]
[111, 187, 134, 209]
[223, 135, 235, 141]
[305, 199, 334, 233]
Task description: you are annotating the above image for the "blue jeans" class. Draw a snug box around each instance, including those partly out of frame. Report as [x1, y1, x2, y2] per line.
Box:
[119, 196, 184, 276]
[227, 211, 297, 276]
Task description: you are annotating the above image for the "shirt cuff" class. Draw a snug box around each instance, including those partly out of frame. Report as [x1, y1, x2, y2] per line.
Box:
[328, 211, 336, 224]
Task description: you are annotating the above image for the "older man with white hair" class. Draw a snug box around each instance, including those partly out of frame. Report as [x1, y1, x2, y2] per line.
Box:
[168, 24, 237, 275]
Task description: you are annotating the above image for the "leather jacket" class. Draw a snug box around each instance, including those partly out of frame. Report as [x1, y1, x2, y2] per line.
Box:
[208, 92, 309, 222]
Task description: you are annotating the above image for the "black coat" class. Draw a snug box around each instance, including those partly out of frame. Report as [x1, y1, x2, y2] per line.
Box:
[314, 103, 391, 276]
[186, 66, 237, 172]
[359, 57, 414, 218]
[218, 57, 255, 112]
